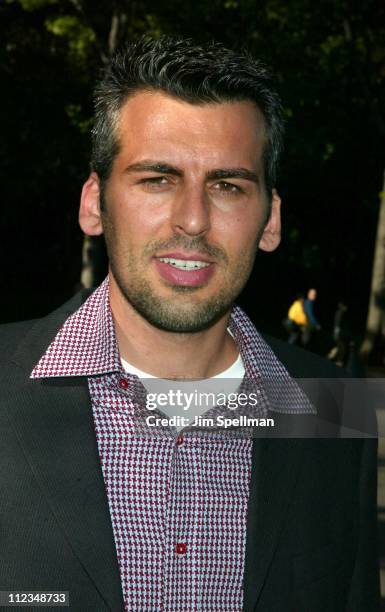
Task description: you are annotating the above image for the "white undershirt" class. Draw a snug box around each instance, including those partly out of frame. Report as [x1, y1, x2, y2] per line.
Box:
[121, 348, 245, 431]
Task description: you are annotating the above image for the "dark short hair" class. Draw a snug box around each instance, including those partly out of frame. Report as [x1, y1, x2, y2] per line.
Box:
[91, 36, 284, 196]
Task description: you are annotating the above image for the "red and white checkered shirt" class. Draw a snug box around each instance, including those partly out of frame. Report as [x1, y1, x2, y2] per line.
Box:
[31, 278, 313, 611]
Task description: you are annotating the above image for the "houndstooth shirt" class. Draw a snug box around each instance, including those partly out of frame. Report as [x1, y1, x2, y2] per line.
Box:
[31, 278, 314, 612]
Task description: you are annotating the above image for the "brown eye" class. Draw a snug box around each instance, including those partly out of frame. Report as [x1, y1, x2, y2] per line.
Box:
[212, 182, 244, 195]
[140, 176, 170, 190]
[142, 177, 168, 184]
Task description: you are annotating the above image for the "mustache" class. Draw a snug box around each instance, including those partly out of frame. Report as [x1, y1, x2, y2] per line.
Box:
[144, 236, 228, 263]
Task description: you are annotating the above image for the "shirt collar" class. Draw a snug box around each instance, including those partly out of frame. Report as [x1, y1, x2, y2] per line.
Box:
[31, 277, 120, 379]
[30, 276, 315, 414]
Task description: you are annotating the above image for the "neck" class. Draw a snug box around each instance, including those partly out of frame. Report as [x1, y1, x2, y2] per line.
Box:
[109, 274, 239, 379]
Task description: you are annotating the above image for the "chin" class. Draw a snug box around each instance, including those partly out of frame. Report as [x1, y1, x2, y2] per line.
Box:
[111, 265, 239, 332]
[137, 300, 230, 333]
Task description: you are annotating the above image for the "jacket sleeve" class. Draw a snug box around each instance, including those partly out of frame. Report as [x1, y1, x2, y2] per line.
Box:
[346, 438, 380, 610]
[303, 300, 318, 326]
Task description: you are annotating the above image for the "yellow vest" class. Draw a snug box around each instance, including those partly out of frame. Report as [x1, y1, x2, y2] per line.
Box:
[288, 300, 307, 326]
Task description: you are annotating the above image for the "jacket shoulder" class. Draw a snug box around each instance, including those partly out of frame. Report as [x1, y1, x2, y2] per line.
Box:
[0, 319, 38, 361]
[0, 288, 94, 369]
[261, 332, 343, 379]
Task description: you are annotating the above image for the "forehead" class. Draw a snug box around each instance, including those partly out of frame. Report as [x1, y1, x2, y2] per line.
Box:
[114, 90, 267, 171]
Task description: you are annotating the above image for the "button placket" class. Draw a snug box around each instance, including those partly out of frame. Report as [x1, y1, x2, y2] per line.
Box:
[119, 377, 129, 390]
[167, 436, 201, 610]
[175, 542, 187, 555]
[176, 434, 184, 447]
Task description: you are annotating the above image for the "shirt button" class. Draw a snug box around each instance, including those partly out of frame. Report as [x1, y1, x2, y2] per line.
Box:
[119, 378, 129, 390]
[176, 434, 184, 447]
[175, 542, 187, 555]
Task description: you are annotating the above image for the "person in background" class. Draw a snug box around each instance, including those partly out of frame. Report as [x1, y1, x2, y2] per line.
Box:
[328, 302, 349, 367]
[303, 287, 321, 347]
[286, 293, 307, 345]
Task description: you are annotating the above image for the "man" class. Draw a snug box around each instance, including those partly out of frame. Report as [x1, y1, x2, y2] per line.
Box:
[0, 37, 379, 611]
[328, 302, 349, 367]
[303, 287, 321, 347]
[286, 293, 307, 345]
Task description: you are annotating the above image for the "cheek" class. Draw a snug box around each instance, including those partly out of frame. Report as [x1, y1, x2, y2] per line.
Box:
[106, 204, 162, 242]
[213, 211, 264, 253]
[114, 196, 170, 238]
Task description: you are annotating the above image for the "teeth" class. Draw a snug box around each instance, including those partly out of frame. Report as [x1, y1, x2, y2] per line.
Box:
[158, 257, 210, 270]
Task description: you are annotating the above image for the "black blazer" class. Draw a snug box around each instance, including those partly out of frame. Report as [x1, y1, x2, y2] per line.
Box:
[0, 290, 380, 611]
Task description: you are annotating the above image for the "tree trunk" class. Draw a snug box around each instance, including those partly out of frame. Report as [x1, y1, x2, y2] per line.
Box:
[79, 5, 128, 289]
[360, 170, 385, 360]
[80, 235, 97, 289]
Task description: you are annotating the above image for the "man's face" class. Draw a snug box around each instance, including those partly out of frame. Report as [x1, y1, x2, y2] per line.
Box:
[308, 289, 317, 301]
[81, 91, 280, 332]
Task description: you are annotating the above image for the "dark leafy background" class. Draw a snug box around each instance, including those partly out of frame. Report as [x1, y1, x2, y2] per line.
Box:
[1, 0, 384, 355]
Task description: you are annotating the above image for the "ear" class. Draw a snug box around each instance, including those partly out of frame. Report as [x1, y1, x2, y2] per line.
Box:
[79, 172, 104, 236]
[258, 189, 281, 252]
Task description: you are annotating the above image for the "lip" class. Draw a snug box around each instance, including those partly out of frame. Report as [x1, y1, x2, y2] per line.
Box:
[153, 255, 215, 287]
[155, 251, 213, 263]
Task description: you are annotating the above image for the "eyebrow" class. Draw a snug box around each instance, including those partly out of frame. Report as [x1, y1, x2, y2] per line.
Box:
[124, 161, 183, 177]
[206, 168, 260, 184]
[124, 160, 260, 184]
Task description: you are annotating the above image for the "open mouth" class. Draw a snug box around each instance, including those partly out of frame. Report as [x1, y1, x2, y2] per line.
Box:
[158, 257, 211, 271]
[154, 255, 215, 287]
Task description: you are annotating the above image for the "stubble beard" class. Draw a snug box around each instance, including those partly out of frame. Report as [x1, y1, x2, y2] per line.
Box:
[105, 229, 258, 334]
[110, 266, 238, 333]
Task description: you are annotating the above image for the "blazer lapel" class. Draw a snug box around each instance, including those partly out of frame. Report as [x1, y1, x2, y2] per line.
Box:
[7, 295, 124, 611]
[6, 374, 124, 611]
[243, 342, 345, 611]
[243, 437, 304, 611]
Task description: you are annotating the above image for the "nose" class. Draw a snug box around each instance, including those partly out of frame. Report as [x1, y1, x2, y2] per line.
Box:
[170, 185, 210, 237]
